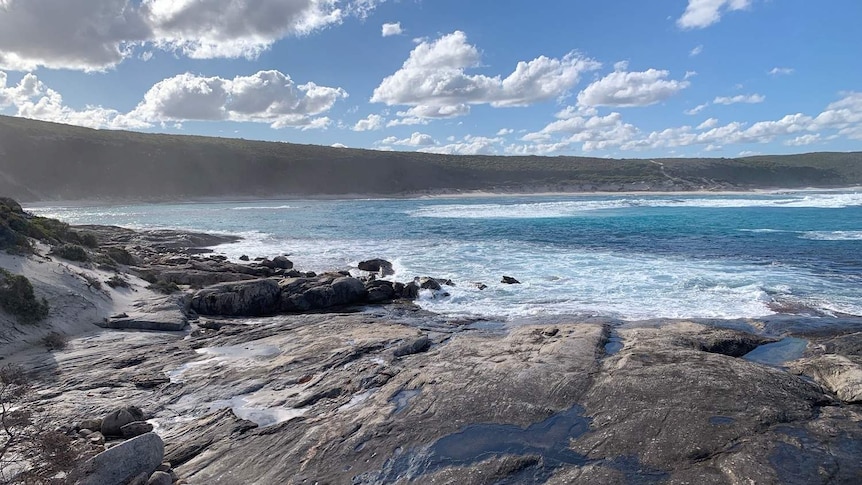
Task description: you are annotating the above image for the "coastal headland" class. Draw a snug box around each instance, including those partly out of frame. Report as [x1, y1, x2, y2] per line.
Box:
[1, 198, 861, 484]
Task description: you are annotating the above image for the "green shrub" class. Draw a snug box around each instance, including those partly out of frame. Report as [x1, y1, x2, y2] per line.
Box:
[0, 269, 50, 324]
[51, 244, 88, 262]
[147, 280, 180, 294]
[104, 247, 135, 266]
[42, 332, 67, 351]
[79, 232, 98, 248]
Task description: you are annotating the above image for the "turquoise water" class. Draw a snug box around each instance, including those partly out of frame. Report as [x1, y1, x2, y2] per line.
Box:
[28, 190, 862, 321]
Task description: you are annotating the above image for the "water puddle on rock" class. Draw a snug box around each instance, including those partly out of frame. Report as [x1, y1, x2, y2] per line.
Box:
[390, 389, 421, 415]
[743, 337, 808, 366]
[604, 330, 624, 356]
[210, 394, 306, 427]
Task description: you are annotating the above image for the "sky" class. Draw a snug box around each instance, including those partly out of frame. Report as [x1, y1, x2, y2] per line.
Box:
[0, 0, 860, 158]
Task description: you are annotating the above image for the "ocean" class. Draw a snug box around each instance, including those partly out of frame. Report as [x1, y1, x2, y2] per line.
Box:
[27, 190, 862, 322]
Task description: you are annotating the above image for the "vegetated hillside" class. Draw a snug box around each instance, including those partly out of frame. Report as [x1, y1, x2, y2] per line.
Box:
[0, 115, 860, 202]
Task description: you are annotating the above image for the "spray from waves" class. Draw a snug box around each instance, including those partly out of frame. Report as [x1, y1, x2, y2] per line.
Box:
[799, 231, 862, 241]
[408, 192, 862, 219]
[229, 205, 296, 211]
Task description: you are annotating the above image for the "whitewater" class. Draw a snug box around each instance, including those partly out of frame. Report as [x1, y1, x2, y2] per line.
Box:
[28, 190, 862, 322]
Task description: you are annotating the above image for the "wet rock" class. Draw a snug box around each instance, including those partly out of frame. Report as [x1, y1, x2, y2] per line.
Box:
[239, 255, 250, 261]
[77, 432, 164, 485]
[272, 256, 293, 270]
[401, 281, 419, 299]
[674, 328, 775, 357]
[279, 275, 367, 312]
[393, 336, 431, 357]
[791, 354, 862, 403]
[474, 282, 488, 290]
[121, 421, 155, 438]
[191, 279, 281, 316]
[501, 276, 521, 284]
[366, 280, 395, 303]
[418, 277, 441, 291]
[102, 406, 145, 437]
[358, 259, 394, 276]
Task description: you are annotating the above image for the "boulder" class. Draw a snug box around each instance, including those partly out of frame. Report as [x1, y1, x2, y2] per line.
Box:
[272, 256, 293, 270]
[101, 406, 145, 437]
[191, 279, 281, 316]
[78, 418, 103, 432]
[418, 277, 442, 291]
[394, 336, 431, 357]
[121, 421, 155, 438]
[474, 282, 488, 290]
[358, 259, 394, 276]
[401, 281, 419, 299]
[501, 276, 521, 284]
[239, 255, 250, 261]
[99, 296, 188, 331]
[77, 432, 164, 485]
[366, 280, 395, 303]
[279, 275, 367, 312]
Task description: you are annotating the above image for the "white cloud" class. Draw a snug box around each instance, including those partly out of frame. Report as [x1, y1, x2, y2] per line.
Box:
[382, 22, 403, 37]
[785, 134, 820, 146]
[353, 114, 385, 131]
[496, 128, 514, 136]
[677, 0, 752, 30]
[685, 103, 710, 115]
[769, 67, 795, 76]
[684, 71, 698, 80]
[0, 0, 150, 71]
[371, 31, 600, 123]
[697, 118, 719, 130]
[379, 131, 436, 147]
[577, 69, 690, 108]
[128, 70, 347, 129]
[0, 71, 146, 128]
[713, 93, 765, 105]
[331, 143, 348, 148]
[690, 45, 704, 57]
[0, 0, 385, 71]
[420, 135, 505, 155]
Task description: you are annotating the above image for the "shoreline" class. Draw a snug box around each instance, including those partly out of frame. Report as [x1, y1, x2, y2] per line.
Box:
[19, 185, 862, 208]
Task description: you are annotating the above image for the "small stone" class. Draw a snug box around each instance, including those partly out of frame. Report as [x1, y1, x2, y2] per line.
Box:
[147, 471, 173, 485]
[121, 421, 154, 438]
[88, 432, 105, 445]
[501, 276, 521, 284]
[474, 282, 488, 290]
[239, 255, 250, 261]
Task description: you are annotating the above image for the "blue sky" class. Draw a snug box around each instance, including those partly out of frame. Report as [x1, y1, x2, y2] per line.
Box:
[1, 0, 860, 158]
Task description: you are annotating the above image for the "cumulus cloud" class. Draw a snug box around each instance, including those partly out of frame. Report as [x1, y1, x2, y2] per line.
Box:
[0, 0, 385, 71]
[690, 45, 704, 57]
[519, 91, 862, 154]
[382, 22, 403, 37]
[379, 131, 436, 147]
[127, 70, 347, 129]
[0, 71, 146, 128]
[420, 135, 505, 155]
[353, 114, 385, 131]
[0, 0, 150, 71]
[371, 31, 600, 123]
[577, 68, 690, 108]
[677, 0, 752, 30]
[713, 94, 765, 105]
[496, 128, 514, 136]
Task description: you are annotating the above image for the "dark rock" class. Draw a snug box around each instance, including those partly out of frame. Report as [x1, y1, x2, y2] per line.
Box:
[419, 277, 441, 291]
[79, 418, 103, 432]
[77, 432, 164, 485]
[272, 255, 293, 270]
[99, 296, 188, 331]
[475, 282, 488, 290]
[121, 421, 155, 438]
[239, 255, 250, 261]
[101, 406, 145, 437]
[191, 279, 281, 316]
[146, 471, 173, 485]
[402, 281, 420, 299]
[675, 329, 775, 357]
[285, 269, 303, 278]
[366, 280, 396, 303]
[501, 276, 520, 284]
[279, 275, 367, 312]
[253, 256, 266, 261]
[394, 336, 431, 357]
[305, 271, 317, 277]
[110, 313, 128, 319]
[159, 269, 256, 287]
[358, 259, 394, 276]
[133, 375, 171, 389]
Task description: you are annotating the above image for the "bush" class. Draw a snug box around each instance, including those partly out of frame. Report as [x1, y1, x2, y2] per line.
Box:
[105, 275, 130, 289]
[0, 269, 50, 324]
[51, 244, 89, 262]
[104, 247, 135, 266]
[79, 272, 102, 290]
[147, 280, 180, 294]
[79, 232, 99, 248]
[42, 332, 67, 351]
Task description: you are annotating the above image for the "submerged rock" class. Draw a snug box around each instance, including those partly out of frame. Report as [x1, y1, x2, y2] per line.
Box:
[501, 276, 521, 284]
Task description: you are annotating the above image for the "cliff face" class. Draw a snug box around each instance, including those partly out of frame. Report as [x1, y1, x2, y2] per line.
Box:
[1, 115, 860, 202]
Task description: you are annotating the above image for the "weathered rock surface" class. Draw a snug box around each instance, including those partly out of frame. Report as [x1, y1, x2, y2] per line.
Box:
[77, 432, 164, 485]
[121, 420, 155, 438]
[101, 406, 145, 437]
[279, 274, 367, 312]
[792, 354, 862, 403]
[99, 295, 188, 331]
